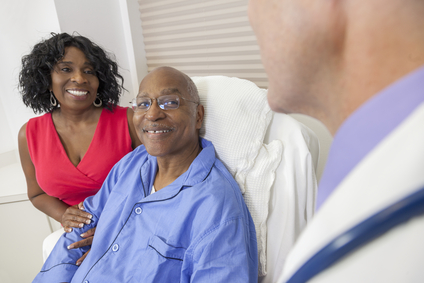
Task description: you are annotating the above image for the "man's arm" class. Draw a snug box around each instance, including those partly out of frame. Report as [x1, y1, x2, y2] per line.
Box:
[186, 217, 258, 283]
[32, 160, 124, 283]
[32, 210, 98, 282]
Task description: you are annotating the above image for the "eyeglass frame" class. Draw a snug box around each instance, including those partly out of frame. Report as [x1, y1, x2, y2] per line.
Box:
[130, 94, 199, 112]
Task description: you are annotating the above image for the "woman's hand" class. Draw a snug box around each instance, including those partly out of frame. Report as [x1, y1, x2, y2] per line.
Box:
[61, 202, 92, 232]
[63, 202, 96, 265]
[67, 227, 96, 266]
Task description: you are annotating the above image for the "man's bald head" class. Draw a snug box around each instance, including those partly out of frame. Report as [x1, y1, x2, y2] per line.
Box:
[146, 66, 199, 104]
[133, 66, 204, 158]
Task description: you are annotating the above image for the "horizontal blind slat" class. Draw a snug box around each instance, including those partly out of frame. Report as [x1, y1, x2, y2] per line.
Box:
[146, 67, 268, 78]
[141, 7, 247, 26]
[143, 26, 254, 42]
[147, 55, 262, 64]
[146, 46, 259, 57]
[139, 0, 246, 18]
[142, 17, 249, 35]
[144, 36, 258, 49]
[138, 0, 268, 88]
[138, 0, 247, 13]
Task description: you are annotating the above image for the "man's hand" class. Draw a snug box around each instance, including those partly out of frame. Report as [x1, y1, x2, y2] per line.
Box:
[67, 227, 96, 266]
[61, 202, 92, 232]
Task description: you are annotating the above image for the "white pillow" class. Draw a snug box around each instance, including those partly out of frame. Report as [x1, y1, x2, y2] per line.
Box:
[244, 140, 283, 276]
[192, 76, 282, 276]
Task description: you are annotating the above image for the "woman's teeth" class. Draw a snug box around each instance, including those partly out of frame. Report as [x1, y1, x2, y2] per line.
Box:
[67, 90, 88, 96]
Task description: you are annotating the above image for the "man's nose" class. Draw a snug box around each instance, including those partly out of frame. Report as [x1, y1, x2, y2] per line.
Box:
[145, 100, 165, 121]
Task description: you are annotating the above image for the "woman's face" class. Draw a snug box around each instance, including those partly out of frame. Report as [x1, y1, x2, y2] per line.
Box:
[50, 46, 99, 111]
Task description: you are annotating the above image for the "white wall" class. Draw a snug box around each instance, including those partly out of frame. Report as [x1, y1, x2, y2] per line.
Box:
[0, 200, 52, 283]
[0, 104, 15, 155]
[123, 0, 149, 86]
[0, 2, 61, 281]
[53, 0, 148, 104]
[0, 0, 60, 153]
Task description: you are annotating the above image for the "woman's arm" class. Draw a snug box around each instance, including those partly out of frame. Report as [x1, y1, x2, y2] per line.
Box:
[18, 123, 69, 222]
[20, 123, 94, 265]
[18, 123, 92, 230]
[127, 107, 142, 149]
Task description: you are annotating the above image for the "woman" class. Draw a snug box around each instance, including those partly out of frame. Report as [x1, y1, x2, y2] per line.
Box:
[18, 32, 141, 262]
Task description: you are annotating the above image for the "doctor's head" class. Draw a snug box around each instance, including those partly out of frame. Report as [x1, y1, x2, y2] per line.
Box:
[248, 0, 345, 117]
[132, 66, 204, 158]
[248, 0, 424, 134]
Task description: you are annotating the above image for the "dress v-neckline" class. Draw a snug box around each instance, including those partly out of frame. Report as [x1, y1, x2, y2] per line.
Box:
[49, 108, 105, 169]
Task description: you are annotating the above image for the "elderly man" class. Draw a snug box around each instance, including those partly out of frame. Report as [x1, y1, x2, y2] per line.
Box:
[249, 0, 424, 282]
[33, 66, 258, 282]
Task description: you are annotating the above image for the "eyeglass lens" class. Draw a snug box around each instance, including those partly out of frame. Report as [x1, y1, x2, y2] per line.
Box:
[133, 95, 180, 111]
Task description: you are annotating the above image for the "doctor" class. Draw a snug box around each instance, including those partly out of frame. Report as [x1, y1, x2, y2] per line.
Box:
[249, 0, 424, 282]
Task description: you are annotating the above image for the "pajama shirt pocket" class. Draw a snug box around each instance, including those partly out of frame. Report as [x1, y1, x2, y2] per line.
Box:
[144, 235, 186, 281]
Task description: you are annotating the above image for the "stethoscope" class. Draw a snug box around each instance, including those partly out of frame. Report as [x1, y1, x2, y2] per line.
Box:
[286, 185, 424, 283]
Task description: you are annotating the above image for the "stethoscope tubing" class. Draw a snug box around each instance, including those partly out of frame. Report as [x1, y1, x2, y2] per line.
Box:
[286, 185, 424, 283]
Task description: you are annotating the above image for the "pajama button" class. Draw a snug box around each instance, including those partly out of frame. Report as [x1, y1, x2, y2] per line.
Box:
[83, 281, 89, 283]
[135, 207, 142, 214]
[112, 244, 119, 252]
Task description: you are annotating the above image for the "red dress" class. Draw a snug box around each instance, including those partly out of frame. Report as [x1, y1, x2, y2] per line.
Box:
[26, 106, 133, 206]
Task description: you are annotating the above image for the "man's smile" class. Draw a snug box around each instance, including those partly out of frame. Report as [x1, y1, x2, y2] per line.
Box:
[142, 124, 175, 135]
[143, 129, 172, 134]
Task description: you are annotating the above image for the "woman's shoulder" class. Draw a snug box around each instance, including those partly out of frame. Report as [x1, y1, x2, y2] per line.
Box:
[26, 112, 52, 130]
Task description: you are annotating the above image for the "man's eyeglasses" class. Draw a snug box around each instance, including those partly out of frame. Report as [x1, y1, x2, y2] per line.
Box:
[131, 95, 199, 112]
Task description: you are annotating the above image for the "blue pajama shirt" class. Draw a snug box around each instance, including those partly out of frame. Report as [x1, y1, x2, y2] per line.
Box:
[33, 138, 258, 283]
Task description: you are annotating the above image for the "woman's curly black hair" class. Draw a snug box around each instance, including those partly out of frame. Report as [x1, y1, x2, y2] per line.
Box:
[19, 32, 125, 113]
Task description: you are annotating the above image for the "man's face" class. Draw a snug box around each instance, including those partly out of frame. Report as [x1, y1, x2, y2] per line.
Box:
[248, 0, 344, 114]
[133, 68, 203, 158]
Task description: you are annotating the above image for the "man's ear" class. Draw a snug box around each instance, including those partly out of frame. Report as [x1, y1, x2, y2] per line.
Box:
[195, 104, 204, 130]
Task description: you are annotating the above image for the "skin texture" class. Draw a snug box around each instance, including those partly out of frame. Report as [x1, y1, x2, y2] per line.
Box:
[248, 0, 424, 135]
[133, 66, 204, 191]
[50, 46, 100, 117]
[18, 46, 141, 263]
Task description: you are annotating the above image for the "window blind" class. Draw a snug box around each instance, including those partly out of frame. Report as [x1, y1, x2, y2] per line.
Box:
[138, 0, 269, 88]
